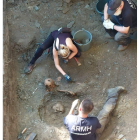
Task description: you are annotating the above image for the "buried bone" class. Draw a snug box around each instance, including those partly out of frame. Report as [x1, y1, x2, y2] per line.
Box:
[52, 102, 64, 113]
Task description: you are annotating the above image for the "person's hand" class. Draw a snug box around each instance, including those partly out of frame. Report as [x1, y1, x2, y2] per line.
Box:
[64, 74, 71, 81]
[63, 59, 68, 64]
[103, 19, 115, 30]
[71, 99, 80, 110]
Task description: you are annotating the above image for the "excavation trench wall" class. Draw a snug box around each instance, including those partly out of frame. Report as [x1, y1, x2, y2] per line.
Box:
[3, 1, 17, 139]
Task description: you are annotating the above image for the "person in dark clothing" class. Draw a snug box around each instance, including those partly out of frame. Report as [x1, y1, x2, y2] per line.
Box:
[63, 99, 101, 140]
[102, 0, 137, 51]
[63, 86, 125, 140]
[24, 28, 81, 81]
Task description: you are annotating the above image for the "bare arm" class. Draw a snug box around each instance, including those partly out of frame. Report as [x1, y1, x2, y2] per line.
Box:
[66, 38, 78, 60]
[68, 99, 79, 115]
[114, 25, 130, 34]
[68, 107, 75, 115]
[104, 3, 109, 20]
[53, 45, 66, 76]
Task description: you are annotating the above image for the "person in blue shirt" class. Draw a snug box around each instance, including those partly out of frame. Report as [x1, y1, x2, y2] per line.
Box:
[63, 86, 125, 140]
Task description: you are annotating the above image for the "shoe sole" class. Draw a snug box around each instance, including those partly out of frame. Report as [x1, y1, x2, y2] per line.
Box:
[117, 46, 128, 51]
[26, 64, 36, 74]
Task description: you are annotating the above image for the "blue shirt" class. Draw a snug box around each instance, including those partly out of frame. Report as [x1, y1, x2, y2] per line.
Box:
[63, 115, 101, 140]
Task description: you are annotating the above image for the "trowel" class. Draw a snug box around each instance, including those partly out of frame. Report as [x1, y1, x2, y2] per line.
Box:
[17, 128, 27, 139]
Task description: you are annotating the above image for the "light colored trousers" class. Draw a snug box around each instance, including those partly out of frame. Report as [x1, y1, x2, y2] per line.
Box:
[96, 86, 125, 139]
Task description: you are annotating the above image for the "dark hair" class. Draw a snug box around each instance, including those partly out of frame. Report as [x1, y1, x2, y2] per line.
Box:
[81, 99, 94, 114]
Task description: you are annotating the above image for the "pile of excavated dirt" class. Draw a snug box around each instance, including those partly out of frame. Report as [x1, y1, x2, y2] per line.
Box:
[4, 0, 137, 140]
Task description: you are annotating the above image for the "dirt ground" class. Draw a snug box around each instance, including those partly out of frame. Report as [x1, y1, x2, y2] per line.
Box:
[4, 0, 137, 140]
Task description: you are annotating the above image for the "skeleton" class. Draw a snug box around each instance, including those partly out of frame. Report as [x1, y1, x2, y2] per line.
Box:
[52, 102, 64, 113]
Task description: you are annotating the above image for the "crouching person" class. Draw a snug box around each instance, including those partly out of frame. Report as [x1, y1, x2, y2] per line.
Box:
[24, 28, 81, 82]
[102, 0, 137, 51]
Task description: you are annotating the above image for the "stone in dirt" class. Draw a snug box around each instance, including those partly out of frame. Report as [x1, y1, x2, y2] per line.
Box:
[77, 1, 84, 6]
[42, 0, 48, 2]
[63, 7, 69, 14]
[57, 0, 63, 6]
[34, 6, 39, 11]
[35, 21, 40, 28]
[56, 77, 61, 81]
[16, 36, 36, 51]
[7, 0, 14, 4]
[57, 7, 63, 11]
[67, 21, 75, 28]
[118, 134, 124, 139]
[63, 0, 71, 3]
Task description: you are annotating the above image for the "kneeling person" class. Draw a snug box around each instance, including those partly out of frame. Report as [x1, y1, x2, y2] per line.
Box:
[24, 28, 81, 81]
[63, 99, 101, 140]
[102, 0, 137, 51]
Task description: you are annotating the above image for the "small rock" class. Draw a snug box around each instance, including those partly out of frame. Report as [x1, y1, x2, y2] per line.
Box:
[117, 115, 121, 119]
[57, 7, 63, 11]
[38, 83, 43, 86]
[67, 21, 75, 28]
[7, 0, 14, 4]
[14, 15, 20, 19]
[35, 21, 40, 28]
[40, 28, 44, 34]
[118, 134, 124, 139]
[85, 4, 90, 9]
[42, 0, 48, 2]
[78, 9, 81, 14]
[77, 1, 84, 6]
[20, 7, 26, 12]
[63, 7, 69, 14]
[34, 6, 39, 11]
[21, 74, 26, 78]
[88, 61, 92, 65]
[63, 0, 71, 3]
[56, 77, 61, 81]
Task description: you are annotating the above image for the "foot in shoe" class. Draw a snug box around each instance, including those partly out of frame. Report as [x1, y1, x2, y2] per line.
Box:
[117, 45, 128, 51]
[107, 86, 125, 98]
[24, 63, 36, 74]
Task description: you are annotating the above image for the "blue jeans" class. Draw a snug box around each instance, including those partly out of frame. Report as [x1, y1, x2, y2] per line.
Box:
[101, 15, 137, 46]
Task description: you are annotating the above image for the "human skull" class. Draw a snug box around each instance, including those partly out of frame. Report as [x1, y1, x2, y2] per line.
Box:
[44, 78, 55, 91]
[52, 102, 64, 113]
